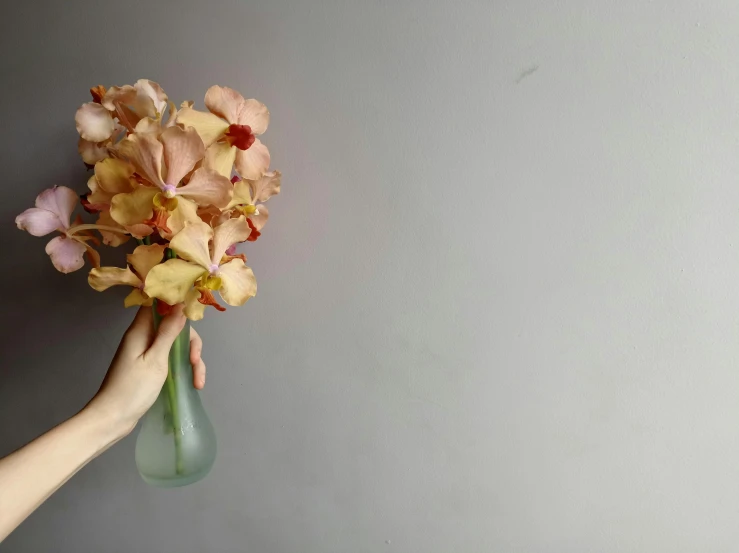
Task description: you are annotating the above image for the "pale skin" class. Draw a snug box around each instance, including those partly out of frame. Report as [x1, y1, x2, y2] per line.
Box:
[0, 304, 205, 542]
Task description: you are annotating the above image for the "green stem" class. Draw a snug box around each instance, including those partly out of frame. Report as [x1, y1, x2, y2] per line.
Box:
[167, 335, 185, 475]
[153, 300, 184, 475]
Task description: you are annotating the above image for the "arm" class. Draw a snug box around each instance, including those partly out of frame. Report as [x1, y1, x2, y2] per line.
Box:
[0, 305, 207, 542]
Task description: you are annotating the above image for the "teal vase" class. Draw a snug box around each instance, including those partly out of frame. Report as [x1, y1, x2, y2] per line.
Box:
[135, 316, 217, 487]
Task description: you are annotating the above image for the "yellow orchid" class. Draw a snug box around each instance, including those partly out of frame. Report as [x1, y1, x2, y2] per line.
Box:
[177, 85, 270, 180]
[88, 244, 166, 307]
[145, 218, 256, 320]
[109, 126, 233, 234]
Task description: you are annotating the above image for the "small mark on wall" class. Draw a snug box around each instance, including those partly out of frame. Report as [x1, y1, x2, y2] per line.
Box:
[515, 64, 539, 84]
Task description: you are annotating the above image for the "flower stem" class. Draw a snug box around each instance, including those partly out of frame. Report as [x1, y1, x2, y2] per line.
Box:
[67, 224, 129, 236]
[153, 300, 185, 475]
[167, 338, 185, 475]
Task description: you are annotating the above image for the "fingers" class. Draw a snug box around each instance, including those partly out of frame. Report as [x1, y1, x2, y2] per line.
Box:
[121, 306, 155, 353]
[190, 327, 206, 389]
[146, 304, 186, 362]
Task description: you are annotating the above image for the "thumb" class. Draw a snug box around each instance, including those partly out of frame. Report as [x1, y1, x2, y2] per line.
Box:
[146, 304, 187, 362]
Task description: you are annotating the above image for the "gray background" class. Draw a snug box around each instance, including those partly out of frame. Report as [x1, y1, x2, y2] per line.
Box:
[1, 0, 738, 551]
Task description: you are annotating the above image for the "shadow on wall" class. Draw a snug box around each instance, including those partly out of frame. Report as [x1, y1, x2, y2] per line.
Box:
[0, 148, 134, 456]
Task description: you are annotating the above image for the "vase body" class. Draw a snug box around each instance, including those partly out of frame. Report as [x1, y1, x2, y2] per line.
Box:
[135, 318, 217, 487]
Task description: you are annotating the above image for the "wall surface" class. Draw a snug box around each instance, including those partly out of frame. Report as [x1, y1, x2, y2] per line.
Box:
[2, 1, 739, 551]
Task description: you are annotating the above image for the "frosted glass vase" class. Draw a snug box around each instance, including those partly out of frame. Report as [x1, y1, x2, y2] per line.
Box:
[135, 317, 217, 487]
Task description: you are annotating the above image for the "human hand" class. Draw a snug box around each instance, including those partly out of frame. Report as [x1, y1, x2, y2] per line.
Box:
[85, 305, 207, 438]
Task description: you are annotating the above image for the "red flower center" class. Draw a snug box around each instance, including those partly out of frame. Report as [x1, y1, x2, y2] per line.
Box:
[225, 124, 256, 150]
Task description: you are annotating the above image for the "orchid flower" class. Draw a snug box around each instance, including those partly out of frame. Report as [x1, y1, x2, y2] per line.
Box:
[177, 85, 270, 180]
[75, 80, 174, 166]
[227, 170, 282, 239]
[75, 79, 169, 142]
[88, 244, 166, 307]
[83, 158, 137, 212]
[145, 218, 256, 320]
[110, 126, 232, 234]
[77, 86, 117, 166]
[15, 186, 128, 273]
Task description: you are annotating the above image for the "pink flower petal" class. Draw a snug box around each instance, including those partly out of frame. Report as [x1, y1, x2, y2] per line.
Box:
[35, 186, 78, 228]
[235, 139, 270, 180]
[237, 98, 269, 135]
[45, 236, 87, 273]
[161, 126, 205, 185]
[250, 204, 269, 231]
[177, 167, 233, 208]
[205, 85, 245, 124]
[15, 208, 63, 236]
[78, 138, 108, 165]
[250, 170, 282, 203]
[115, 133, 165, 188]
[75, 102, 115, 142]
[134, 79, 168, 116]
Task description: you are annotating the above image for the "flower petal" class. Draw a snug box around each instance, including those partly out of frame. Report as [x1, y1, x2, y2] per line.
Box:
[237, 98, 269, 135]
[110, 187, 158, 226]
[165, 196, 201, 238]
[228, 178, 253, 208]
[218, 258, 257, 306]
[251, 204, 269, 231]
[125, 223, 154, 239]
[205, 85, 245, 124]
[45, 236, 87, 273]
[177, 167, 233, 208]
[161, 126, 205, 185]
[115, 133, 165, 188]
[124, 288, 151, 308]
[134, 117, 162, 134]
[96, 210, 130, 247]
[235, 138, 270, 180]
[176, 107, 230, 148]
[35, 186, 78, 228]
[169, 220, 213, 269]
[88, 266, 141, 291]
[135, 79, 168, 116]
[103, 85, 155, 125]
[75, 102, 115, 142]
[144, 259, 206, 305]
[86, 175, 111, 209]
[127, 243, 166, 280]
[203, 142, 237, 178]
[78, 138, 108, 165]
[211, 217, 251, 264]
[250, 170, 282, 203]
[95, 158, 135, 194]
[184, 288, 207, 321]
[16, 208, 63, 236]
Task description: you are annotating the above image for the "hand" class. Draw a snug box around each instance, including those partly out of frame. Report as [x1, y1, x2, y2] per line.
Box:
[85, 305, 207, 438]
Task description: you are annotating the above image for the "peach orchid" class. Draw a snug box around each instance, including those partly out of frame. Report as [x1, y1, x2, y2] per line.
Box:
[177, 85, 270, 180]
[110, 126, 233, 234]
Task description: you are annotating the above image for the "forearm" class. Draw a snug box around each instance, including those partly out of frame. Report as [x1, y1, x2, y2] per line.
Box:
[0, 407, 126, 542]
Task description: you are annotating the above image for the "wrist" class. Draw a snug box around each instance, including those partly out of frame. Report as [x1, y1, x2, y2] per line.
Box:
[79, 400, 136, 446]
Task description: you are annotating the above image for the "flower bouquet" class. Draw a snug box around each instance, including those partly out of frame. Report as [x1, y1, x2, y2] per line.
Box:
[15, 80, 281, 487]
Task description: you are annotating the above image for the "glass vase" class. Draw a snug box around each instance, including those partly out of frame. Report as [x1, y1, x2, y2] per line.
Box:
[135, 316, 217, 488]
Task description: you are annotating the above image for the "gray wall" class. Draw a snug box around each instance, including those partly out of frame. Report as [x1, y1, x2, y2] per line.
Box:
[2, 1, 737, 551]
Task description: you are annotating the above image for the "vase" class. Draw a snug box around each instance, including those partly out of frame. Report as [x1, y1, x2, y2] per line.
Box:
[135, 315, 217, 487]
